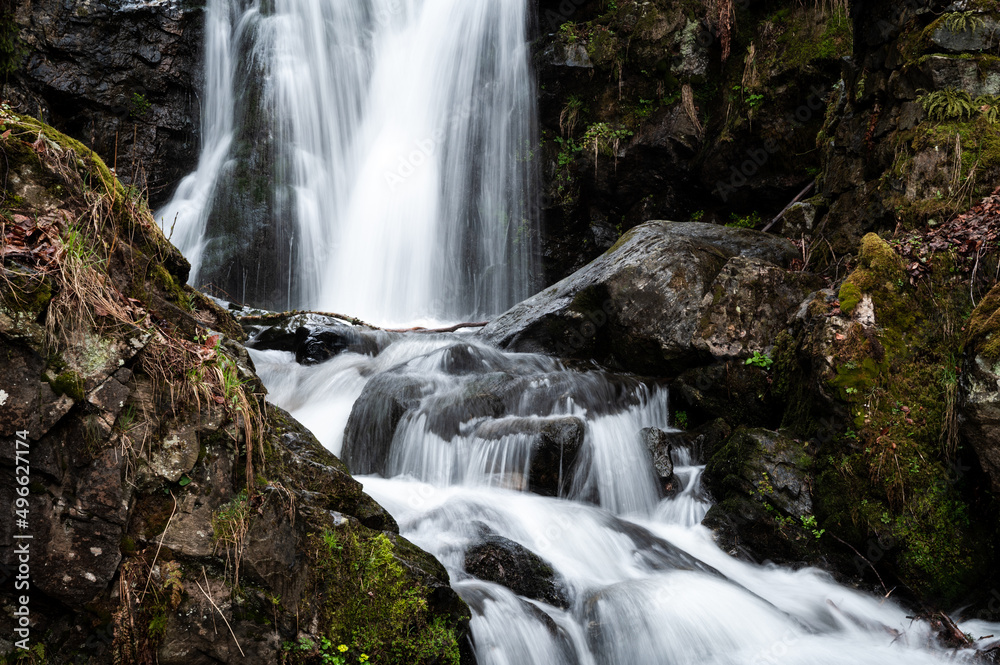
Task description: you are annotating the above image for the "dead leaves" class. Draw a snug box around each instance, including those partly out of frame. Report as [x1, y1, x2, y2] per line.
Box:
[1, 212, 67, 270]
[897, 185, 1000, 282]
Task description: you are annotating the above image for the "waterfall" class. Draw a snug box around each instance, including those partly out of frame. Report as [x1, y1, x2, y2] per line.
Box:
[159, 0, 539, 323]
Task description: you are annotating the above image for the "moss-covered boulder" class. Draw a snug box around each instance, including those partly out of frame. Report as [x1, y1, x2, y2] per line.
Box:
[961, 283, 1000, 496]
[702, 427, 825, 565]
[0, 112, 470, 665]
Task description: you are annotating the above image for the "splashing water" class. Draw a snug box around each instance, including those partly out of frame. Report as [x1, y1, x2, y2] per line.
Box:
[159, 0, 538, 323]
[251, 334, 998, 665]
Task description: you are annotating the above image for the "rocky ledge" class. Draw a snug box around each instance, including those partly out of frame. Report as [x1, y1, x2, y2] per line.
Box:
[0, 112, 471, 665]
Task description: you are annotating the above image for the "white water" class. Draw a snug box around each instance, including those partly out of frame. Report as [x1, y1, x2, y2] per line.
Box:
[166, 0, 997, 659]
[251, 336, 998, 665]
[159, 0, 538, 322]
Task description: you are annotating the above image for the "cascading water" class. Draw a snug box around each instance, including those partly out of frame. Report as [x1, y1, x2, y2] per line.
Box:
[167, 0, 998, 660]
[159, 0, 538, 322]
[250, 332, 998, 665]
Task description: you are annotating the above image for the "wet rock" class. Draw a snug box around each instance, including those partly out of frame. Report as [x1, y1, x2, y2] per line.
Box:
[704, 427, 813, 517]
[640, 427, 675, 480]
[474, 416, 585, 496]
[341, 372, 428, 475]
[481, 221, 810, 375]
[246, 312, 386, 364]
[700, 427, 820, 565]
[465, 526, 568, 608]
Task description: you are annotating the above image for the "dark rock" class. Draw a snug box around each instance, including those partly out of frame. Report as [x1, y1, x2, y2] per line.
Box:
[8, 0, 205, 207]
[639, 427, 675, 486]
[341, 372, 428, 475]
[474, 416, 586, 496]
[960, 284, 1000, 496]
[700, 427, 820, 565]
[480, 221, 811, 375]
[247, 312, 386, 364]
[930, 17, 1000, 53]
[465, 527, 568, 608]
[671, 361, 781, 430]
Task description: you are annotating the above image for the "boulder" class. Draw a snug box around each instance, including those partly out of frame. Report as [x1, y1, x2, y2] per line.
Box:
[474, 416, 586, 496]
[701, 427, 819, 565]
[464, 526, 568, 608]
[480, 221, 815, 375]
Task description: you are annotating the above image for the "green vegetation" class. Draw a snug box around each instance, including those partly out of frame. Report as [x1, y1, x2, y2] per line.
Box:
[727, 211, 762, 229]
[941, 11, 986, 34]
[301, 528, 463, 665]
[777, 233, 988, 601]
[128, 92, 152, 119]
[745, 351, 774, 370]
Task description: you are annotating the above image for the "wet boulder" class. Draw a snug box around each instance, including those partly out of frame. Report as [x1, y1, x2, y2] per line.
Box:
[246, 312, 385, 364]
[479, 221, 816, 375]
[464, 526, 568, 608]
[341, 372, 428, 475]
[474, 416, 585, 496]
[701, 427, 819, 564]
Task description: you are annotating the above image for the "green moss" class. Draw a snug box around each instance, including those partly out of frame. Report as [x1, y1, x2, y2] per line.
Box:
[305, 527, 463, 665]
[838, 282, 862, 314]
[1, 270, 53, 315]
[50, 370, 85, 401]
[858, 233, 905, 282]
[151, 264, 192, 311]
[0, 5, 25, 77]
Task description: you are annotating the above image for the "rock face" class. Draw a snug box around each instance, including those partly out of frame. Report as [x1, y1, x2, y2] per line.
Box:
[6, 0, 204, 208]
[480, 221, 818, 375]
[961, 284, 1000, 495]
[701, 427, 820, 565]
[0, 113, 470, 665]
[815, 0, 1000, 253]
[533, 1, 850, 282]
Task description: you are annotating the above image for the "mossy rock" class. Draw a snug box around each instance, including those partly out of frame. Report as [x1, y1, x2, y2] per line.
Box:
[966, 282, 1000, 361]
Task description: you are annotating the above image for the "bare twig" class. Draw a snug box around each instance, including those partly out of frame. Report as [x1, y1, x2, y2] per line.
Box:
[194, 570, 246, 657]
[141, 490, 177, 599]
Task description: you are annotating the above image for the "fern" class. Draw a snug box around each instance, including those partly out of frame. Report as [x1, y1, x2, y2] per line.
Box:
[918, 89, 976, 122]
[976, 95, 1000, 125]
[941, 11, 986, 34]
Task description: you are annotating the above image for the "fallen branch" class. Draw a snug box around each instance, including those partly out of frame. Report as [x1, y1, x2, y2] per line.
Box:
[237, 308, 489, 334]
[828, 532, 890, 596]
[236, 309, 375, 329]
[385, 321, 488, 333]
[762, 181, 816, 233]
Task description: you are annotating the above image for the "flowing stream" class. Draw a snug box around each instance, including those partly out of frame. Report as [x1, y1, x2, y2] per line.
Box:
[165, 0, 999, 661]
[251, 333, 995, 664]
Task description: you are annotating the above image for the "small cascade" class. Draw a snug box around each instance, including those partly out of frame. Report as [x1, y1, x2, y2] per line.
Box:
[158, 0, 538, 321]
[250, 332, 997, 665]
